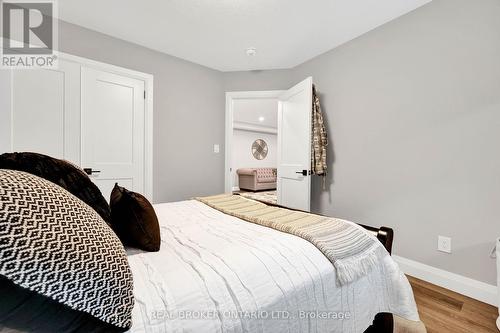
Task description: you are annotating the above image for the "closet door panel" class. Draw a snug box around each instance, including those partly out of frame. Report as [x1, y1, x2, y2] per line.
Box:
[10, 60, 81, 162]
[0, 71, 11, 153]
[81, 67, 145, 200]
[12, 69, 65, 158]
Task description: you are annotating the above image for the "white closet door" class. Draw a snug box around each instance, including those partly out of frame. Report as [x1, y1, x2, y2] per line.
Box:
[81, 67, 145, 201]
[277, 77, 313, 211]
[9, 59, 80, 162]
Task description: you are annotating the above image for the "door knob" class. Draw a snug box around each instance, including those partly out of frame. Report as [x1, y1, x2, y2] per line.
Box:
[83, 168, 101, 175]
[295, 170, 310, 176]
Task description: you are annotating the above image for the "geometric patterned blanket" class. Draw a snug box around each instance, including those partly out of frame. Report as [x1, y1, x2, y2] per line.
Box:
[0, 169, 134, 328]
[196, 194, 387, 285]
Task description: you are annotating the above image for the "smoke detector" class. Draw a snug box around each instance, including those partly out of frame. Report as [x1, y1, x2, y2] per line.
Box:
[246, 47, 257, 56]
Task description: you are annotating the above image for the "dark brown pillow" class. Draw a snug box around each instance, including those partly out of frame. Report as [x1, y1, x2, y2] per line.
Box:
[110, 183, 161, 252]
[0, 152, 111, 225]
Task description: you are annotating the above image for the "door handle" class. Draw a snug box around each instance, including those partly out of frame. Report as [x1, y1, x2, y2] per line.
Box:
[83, 168, 101, 175]
[295, 170, 310, 176]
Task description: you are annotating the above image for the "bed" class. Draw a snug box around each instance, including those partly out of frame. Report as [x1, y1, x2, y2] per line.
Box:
[0, 154, 424, 333]
[126, 199, 422, 333]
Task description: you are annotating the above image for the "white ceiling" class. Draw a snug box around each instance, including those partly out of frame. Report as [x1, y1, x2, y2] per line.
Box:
[233, 99, 278, 129]
[59, 0, 431, 72]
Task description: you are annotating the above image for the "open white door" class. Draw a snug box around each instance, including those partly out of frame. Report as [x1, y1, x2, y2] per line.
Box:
[277, 77, 313, 211]
[81, 67, 145, 201]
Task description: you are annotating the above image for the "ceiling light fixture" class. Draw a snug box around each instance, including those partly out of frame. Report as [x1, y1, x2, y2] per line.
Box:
[258, 116, 265, 122]
[246, 47, 257, 56]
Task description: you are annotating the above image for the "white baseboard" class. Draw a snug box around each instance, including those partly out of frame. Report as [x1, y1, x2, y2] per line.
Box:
[232, 186, 240, 192]
[393, 255, 498, 306]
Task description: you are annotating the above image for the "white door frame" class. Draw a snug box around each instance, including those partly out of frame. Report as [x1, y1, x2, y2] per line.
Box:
[224, 90, 283, 193]
[1, 46, 154, 201]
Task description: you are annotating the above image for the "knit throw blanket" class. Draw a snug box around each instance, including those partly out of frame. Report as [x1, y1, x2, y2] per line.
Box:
[196, 194, 387, 285]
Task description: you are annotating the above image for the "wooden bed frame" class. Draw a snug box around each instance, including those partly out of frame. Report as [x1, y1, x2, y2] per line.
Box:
[361, 223, 396, 332]
[359, 224, 394, 254]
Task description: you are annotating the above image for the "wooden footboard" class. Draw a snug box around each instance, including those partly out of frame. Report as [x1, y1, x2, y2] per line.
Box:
[350, 224, 396, 333]
[359, 226, 404, 333]
[359, 224, 394, 255]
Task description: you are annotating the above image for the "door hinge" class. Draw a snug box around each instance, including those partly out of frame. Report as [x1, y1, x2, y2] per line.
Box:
[144, 91, 146, 99]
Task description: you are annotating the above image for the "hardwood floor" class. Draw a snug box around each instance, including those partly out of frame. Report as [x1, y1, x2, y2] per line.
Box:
[408, 275, 499, 333]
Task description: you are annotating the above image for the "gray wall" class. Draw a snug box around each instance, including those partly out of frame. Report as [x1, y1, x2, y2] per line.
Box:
[224, 0, 500, 285]
[58, 21, 226, 204]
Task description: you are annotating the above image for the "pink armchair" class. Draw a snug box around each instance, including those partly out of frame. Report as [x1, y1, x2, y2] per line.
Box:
[237, 168, 277, 191]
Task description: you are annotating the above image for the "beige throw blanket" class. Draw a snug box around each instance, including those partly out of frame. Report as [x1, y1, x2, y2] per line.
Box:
[196, 194, 387, 285]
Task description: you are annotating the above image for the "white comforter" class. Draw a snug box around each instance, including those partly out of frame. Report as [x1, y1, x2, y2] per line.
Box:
[127, 200, 419, 333]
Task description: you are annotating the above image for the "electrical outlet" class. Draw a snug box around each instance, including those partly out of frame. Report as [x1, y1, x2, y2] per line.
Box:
[213, 144, 220, 153]
[438, 236, 452, 253]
